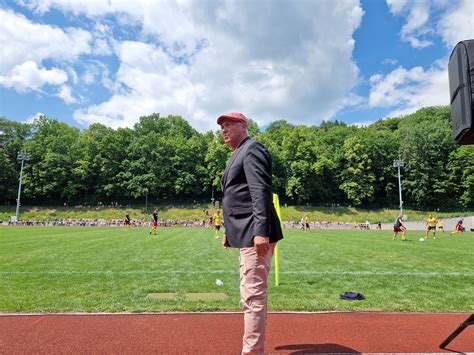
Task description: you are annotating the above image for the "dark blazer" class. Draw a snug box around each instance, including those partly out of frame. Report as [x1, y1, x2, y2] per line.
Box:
[221, 136, 284, 248]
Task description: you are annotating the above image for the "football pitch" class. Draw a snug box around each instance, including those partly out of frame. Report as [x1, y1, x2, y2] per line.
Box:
[0, 226, 473, 313]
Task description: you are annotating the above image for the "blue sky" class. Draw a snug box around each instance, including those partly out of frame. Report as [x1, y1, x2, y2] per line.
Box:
[0, 0, 472, 131]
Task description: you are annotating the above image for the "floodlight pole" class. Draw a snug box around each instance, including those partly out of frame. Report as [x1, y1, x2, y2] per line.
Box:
[393, 159, 404, 215]
[16, 153, 29, 221]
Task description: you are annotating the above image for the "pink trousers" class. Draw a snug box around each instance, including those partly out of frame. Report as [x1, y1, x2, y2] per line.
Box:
[239, 243, 275, 354]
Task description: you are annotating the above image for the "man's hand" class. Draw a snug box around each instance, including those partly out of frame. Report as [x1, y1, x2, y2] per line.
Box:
[222, 234, 229, 249]
[254, 236, 270, 257]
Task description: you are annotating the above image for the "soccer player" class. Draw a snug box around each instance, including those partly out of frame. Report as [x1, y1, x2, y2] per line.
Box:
[124, 213, 131, 228]
[392, 214, 407, 241]
[304, 214, 310, 232]
[450, 218, 465, 236]
[424, 214, 437, 239]
[437, 219, 444, 233]
[213, 209, 223, 239]
[150, 209, 158, 235]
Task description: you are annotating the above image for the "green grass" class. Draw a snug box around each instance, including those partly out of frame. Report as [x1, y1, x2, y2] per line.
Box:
[0, 205, 212, 222]
[1, 205, 472, 223]
[0, 226, 473, 313]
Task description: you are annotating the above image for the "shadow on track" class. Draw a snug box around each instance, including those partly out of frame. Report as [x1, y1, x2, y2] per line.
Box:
[275, 343, 359, 353]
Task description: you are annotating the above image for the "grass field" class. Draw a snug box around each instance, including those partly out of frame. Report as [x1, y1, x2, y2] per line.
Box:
[0, 226, 473, 313]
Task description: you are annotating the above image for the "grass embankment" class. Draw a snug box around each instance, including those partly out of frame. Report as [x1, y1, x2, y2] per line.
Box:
[0, 227, 473, 312]
[1, 205, 472, 223]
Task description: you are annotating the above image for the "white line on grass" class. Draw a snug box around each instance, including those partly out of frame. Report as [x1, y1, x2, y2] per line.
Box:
[1, 270, 473, 277]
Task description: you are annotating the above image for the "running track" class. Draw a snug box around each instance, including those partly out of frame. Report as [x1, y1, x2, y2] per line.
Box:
[1, 312, 473, 353]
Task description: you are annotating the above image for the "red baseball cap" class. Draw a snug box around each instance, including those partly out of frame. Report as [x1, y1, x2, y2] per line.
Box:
[217, 112, 247, 125]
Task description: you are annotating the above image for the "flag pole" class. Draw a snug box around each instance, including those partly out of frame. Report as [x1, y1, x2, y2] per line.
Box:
[272, 193, 281, 286]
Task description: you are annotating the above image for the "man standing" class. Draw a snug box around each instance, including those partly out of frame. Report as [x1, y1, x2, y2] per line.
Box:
[218, 112, 283, 354]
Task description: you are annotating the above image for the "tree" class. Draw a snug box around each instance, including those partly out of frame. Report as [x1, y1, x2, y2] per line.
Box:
[320, 119, 347, 131]
[130, 114, 209, 200]
[363, 128, 399, 205]
[339, 134, 376, 205]
[0, 105, 468, 209]
[205, 132, 232, 194]
[447, 145, 474, 208]
[258, 120, 293, 197]
[314, 125, 357, 202]
[281, 125, 333, 202]
[398, 107, 457, 208]
[23, 116, 82, 204]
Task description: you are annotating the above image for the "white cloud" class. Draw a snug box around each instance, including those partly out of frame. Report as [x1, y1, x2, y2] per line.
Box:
[24, 112, 45, 124]
[91, 23, 114, 56]
[52, 1, 365, 130]
[58, 85, 77, 104]
[7, 0, 469, 130]
[66, 66, 79, 85]
[18, 0, 123, 17]
[74, 40, 206, 128]
[437, 0, 474, 48]
[382, 58, 398, 66]
[385, 0, 409, 14]
[0, 61, 68, 93]
[386, 0, 433, 48]
[372, 0, 471, 118]
[0, 9, 92, 73]
[371, 0, 470, 120]
[386, 0, 472, 49]
[368, 60, 449, 117]
[0, 8, 93, 95]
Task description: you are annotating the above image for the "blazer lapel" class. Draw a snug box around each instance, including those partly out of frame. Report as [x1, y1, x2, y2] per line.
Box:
[221, 148, 240, 191]
[221, 137, 250, 192]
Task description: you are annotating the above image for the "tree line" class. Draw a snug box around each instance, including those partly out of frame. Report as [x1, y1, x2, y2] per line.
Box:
[0, 106, 473, 209]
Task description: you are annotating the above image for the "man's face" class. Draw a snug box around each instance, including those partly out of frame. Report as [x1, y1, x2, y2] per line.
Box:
[220, 119, 247, 149]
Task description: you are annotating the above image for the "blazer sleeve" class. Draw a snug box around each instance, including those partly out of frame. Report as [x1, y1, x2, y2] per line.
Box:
[243, 141, 272, 237]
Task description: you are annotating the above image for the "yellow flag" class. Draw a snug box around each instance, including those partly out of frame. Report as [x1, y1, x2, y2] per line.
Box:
[272, 194, 282, 286]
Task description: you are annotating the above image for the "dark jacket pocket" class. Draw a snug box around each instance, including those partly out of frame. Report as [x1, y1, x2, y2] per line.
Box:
[230, 206, 253, 216]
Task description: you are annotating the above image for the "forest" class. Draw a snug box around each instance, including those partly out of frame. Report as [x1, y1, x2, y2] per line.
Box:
[1, 106, 473, 209]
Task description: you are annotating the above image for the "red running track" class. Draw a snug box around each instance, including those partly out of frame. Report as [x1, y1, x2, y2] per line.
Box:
[1, 312, 473, 353]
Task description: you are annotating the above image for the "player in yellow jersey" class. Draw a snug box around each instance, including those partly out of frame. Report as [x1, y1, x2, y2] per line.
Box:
[304, 214, 310, 232]
[424, 214, 437, 239]
[437, 219, 444, 233]
[213, 209, 223, 239]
